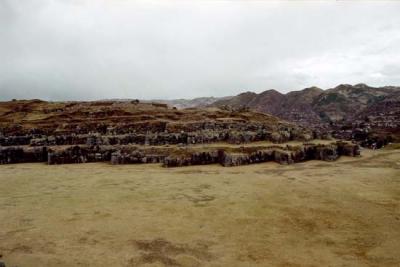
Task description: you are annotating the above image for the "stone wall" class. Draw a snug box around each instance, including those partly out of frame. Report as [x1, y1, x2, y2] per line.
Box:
[0, 146, 47, 164]
[0, 142, 360, 167]
[0, 124, 313, 147]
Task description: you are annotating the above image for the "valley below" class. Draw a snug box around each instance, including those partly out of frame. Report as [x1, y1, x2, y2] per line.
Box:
[1, 146, 399, 267]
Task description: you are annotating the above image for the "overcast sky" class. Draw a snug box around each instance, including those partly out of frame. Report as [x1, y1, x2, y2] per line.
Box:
[1, 1, 400, 100]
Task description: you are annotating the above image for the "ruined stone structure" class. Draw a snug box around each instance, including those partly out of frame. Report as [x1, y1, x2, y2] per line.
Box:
[0, 100, 360, 167]
[0, 141, 359, 167]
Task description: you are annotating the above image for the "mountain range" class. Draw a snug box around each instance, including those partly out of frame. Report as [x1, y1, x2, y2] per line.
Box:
[155, 83, 399, 143]
[209, 83, 400, 127]
[46, 83, 400, 142]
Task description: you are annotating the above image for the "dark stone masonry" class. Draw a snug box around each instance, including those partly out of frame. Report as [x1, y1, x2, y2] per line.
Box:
[0, 100, 361, 167]
[0, 141, 359, 167]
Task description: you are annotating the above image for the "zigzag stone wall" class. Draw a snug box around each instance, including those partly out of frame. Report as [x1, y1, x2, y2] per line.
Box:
[0, 141, 360, 167]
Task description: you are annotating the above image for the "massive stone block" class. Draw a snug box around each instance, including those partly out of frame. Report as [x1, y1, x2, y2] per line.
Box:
[0, 141, 361, 167]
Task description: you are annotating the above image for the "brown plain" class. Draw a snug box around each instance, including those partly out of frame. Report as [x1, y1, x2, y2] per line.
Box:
[0, 147, 399, 267]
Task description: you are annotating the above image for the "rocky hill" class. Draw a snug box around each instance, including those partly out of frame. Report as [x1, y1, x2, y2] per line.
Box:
[104, 96, 231, 109]
[313, 84, 396, 122]
[212, 84, 398, 124]
[0, 99, 361, 167]
[0, 99, 312, 145]
[211, 84, 400, 142]
[151, 96, 232, 109]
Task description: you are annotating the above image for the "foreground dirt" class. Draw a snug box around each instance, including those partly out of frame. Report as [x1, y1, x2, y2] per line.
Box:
[0, 148, 399, 267]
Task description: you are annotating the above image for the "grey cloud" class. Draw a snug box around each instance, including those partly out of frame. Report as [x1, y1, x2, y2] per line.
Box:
[1, 0, 400, 100]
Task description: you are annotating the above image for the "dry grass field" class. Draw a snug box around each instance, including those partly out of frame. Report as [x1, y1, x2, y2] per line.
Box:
[0, 147, 400, 267]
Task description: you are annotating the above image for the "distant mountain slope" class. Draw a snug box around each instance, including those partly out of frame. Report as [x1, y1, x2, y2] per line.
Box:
[353, 90, 400, 135]
[211, 84, 400, 127]
[103, 96, 231, 109]
[312, 83, 395, 122]
[152, 96, 232, 109]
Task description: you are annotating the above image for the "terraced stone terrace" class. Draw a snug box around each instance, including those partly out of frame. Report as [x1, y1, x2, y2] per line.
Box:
[0, 140, 359, 167]
[1, 100, 359, 167]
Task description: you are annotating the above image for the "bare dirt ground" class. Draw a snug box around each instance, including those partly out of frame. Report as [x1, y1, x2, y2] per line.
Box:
[0, 147, 399, 267]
